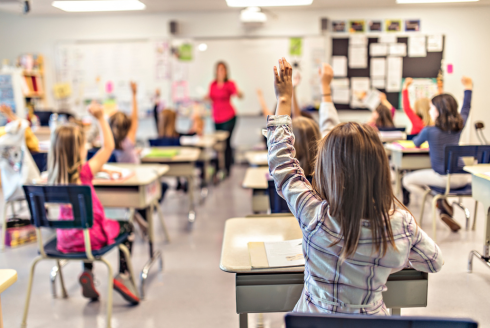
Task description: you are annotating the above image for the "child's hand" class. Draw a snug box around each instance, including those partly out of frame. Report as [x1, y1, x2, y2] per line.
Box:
[379, 92, 387, 102]
[88, 102, 104, 120]
[319, 63, 333, 87]
[0, 104, 14, 120]
[256, 89, 263, 96]
[461, 76, 473, 90]
[403, 77, 413, 89]
[130, 81, 138, 95]
[273, 57, 293, 110]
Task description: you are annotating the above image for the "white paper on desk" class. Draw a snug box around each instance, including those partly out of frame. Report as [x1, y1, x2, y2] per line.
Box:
[332, 88, 350, 104]
[386, 56, 403, 92]
[349, 46, 368, 69]
[370, 43, 388, 57]
[95, 164, 133, 180]
[370, 58, 386, 77]
[180, 135, 202, 146]
[389, 43, 407, 57]
[372, 77, 386, 89]
[264, 239, 305, 268]
[349, 34, 367, 46]
[427, 34, 443, 52]
[332, 56, 347, 77]
[409, 35, 427, 57]
[379, 34, 397, 44]
[331, 78, 350, 88]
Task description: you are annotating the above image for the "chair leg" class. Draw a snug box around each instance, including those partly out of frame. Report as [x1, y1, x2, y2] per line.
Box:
[99, 258, 114, 328]
[419, 190, 431, 226]
[431, 195, 442, 241]
[155, 200, 170, 243]
[118, 244, 139, 299]
[21, 256, 43, 328]
[452, 201, 471, 230]
[472, 201, 478, 231]
[57, 260, 68, 299]
[50, 260, 68, 298]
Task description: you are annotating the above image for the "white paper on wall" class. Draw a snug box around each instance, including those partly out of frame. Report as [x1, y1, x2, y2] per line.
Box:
[388, 43, 407, 57]
[348, 46, 368, 69]
[331, 78, 350, 88]
[332, 88, 350, 104]
[372, 77, 386, 89]
[370, 58, 386, 77]
[427, 34, 443, 52]
[349, 34, 368, 46]
[370, 43, 388, 57]
[332, 56, 348, 77]
[409, 35, 427, 57]
[379, 34, 397, 44]
[386, 56, 403, 92]
[350, 77, 371, 108]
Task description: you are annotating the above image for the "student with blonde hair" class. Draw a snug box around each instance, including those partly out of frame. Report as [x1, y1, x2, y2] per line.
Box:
[49, 102, 140, 304]
[267, 57, 442, 315]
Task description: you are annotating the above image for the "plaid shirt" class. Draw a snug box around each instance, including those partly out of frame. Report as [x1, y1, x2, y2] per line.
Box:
[267, 115, 443, 315]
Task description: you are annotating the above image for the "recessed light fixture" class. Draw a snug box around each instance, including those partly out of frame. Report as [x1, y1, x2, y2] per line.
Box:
[226, 0, 313, 7]
[198, 43, 208, 52]
[52, 0, 146, 12]
[397, 0, 478, 3]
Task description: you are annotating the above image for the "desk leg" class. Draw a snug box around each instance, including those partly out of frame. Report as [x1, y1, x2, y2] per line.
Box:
[394, 169, 402, 198]
[468, 207, 490, 272]
[188, 175, 196, 223]
[155, 200, 171, 243]
[200, 157, 210, 204]
[140, 203, 164, 299]
[239, 313, 248, 328]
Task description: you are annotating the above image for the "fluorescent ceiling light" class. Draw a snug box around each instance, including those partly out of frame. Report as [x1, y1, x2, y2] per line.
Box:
[227, 0, 313, 7]
[52, 0, 146, 12]
[397, 0, 478, 3]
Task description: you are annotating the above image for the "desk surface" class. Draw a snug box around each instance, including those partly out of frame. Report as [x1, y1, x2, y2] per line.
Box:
[220, 216, 303, 273]
[93, 164, 169, 187]
[245, 151, 268, 166]
[464, 164, 490, 180]
[384, 143, 430, 154]
[242, 167, 269, 189]
[0, 269, 17, 294]
[141, 147, 200, 163]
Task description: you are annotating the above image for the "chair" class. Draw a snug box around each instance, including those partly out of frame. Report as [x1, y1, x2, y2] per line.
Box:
[86, 149, 117, 163]
[268, 180, 291, 214]
[30, 152, 48, 172]
[406, 133, 418, 141]
[285, 313, 478, 328]
[419, 145, 490, 240]
[378, 127, 406, 132]
[21, 185, 138, 328]
[149, 137, 181, 147]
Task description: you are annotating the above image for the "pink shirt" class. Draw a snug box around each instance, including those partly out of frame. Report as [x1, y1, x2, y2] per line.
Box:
[56, 162, 120, 253]
[209, 80, 237, 124]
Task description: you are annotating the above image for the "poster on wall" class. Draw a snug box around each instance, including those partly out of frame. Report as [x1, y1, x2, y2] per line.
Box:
[405, 19, 421, 32]
[332, 20, 346, 33]
[385, 20, 402, 32]
[400, 78, 438, 109]
[349, 20, 365, 33]
[368, 21, 383, 32]
[289, 38, 303, 56]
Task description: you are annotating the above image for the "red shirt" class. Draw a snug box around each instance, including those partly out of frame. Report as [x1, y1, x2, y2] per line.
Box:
[402, 89, 425, 135]
[209, 80, 237, 124]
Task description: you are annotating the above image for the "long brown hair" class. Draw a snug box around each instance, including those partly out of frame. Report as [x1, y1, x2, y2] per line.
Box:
[432, 94, 463, 132]
[215, 61, 229, 82]
[292, 117, 321, 177]
[375, 104, 395, 128]
[48, 124, 85, 185]
[313, 122, 400, 261]
[109, 112, 132, 150]
[414, 98, 432, 126]
[158, 109, 179, 138]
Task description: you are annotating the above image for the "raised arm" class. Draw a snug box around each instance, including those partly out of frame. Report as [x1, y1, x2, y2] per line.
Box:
[256, 89, 273, 117]
[318, 64, 340, 137]
[0, 104, 18, 122]
[412, 127, 429, 148]
[407, 214, 444, 273]
[460, 76, 473, 127]
[88, 102, 115, 174]
[126, 81, 139, 143]
[269, 58, 327, 231]
[402, 78, 424, 129]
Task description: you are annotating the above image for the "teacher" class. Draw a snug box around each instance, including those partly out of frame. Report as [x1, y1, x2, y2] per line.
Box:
[208, 61, 243, 178]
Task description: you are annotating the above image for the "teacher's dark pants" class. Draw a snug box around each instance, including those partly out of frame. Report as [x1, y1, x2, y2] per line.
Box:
[215, 116, 236, 177]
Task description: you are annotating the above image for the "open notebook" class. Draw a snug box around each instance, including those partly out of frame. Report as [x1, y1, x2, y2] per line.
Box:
[248, 239, 305, 269]
[142, 148, 180, 159]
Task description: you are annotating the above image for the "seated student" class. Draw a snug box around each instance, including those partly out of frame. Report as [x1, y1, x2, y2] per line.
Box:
[402, 78, 432, 135]
[366, 93, 395, 130]
[268, 57, 442, 315]
[48, 102, 139, 304]
[402, 77, 473, 231]
[155, 109, 181, 145]
[0, 105, 39, 153]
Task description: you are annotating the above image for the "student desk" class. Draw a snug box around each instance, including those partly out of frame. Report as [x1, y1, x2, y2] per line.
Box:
[0, 269, 17, 328]
[141, 147, 201, 223]
[384, 143, 431, 197]
[220, 217, 429, 328]
[464, 165, 490, 271]
[242, 167, 269, 213]
[245, 151, 268, 167]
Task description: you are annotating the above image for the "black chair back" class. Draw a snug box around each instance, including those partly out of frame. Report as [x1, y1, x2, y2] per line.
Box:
[23, 185, 94, 229]
[444, 145, 490, 174]
[268, 180, 291, 214]
[149, 138, 181, 147]
[378, 127, 406, 132]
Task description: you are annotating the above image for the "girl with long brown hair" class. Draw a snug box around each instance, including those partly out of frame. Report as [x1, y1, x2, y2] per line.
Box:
[268, 57, 442, 315]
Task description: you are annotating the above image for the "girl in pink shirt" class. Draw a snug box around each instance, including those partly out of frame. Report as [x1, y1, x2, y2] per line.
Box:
[48, 103, 139, 305]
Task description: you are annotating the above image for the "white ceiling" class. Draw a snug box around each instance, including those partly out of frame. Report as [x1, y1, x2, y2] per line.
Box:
[0, 0, 489, 15]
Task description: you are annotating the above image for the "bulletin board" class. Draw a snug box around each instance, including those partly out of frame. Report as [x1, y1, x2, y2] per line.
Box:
[331, 35, 445, 110]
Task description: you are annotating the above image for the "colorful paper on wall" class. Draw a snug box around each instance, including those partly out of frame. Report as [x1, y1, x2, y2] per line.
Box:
[289, 38, 303, 56]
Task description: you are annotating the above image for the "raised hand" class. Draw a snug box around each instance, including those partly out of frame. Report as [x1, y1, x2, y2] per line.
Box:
[379, 92, 387, 102]
[0, 104, 15, 120]
[461, 76, 473, 90]
[273, 57, 293, 116]
[319, 63, 333, 87]
[88, 102, 104, 120]
[130, 81, 138, 95]
[403, 77, 413, 90]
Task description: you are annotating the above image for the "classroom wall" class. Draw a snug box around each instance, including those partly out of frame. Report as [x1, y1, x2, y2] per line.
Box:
[1, 5, 489, 146]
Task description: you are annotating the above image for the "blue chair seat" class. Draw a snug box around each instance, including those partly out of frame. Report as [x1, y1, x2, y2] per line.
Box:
[42, 233, 129, 259]
[428, 184, 472, 196]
